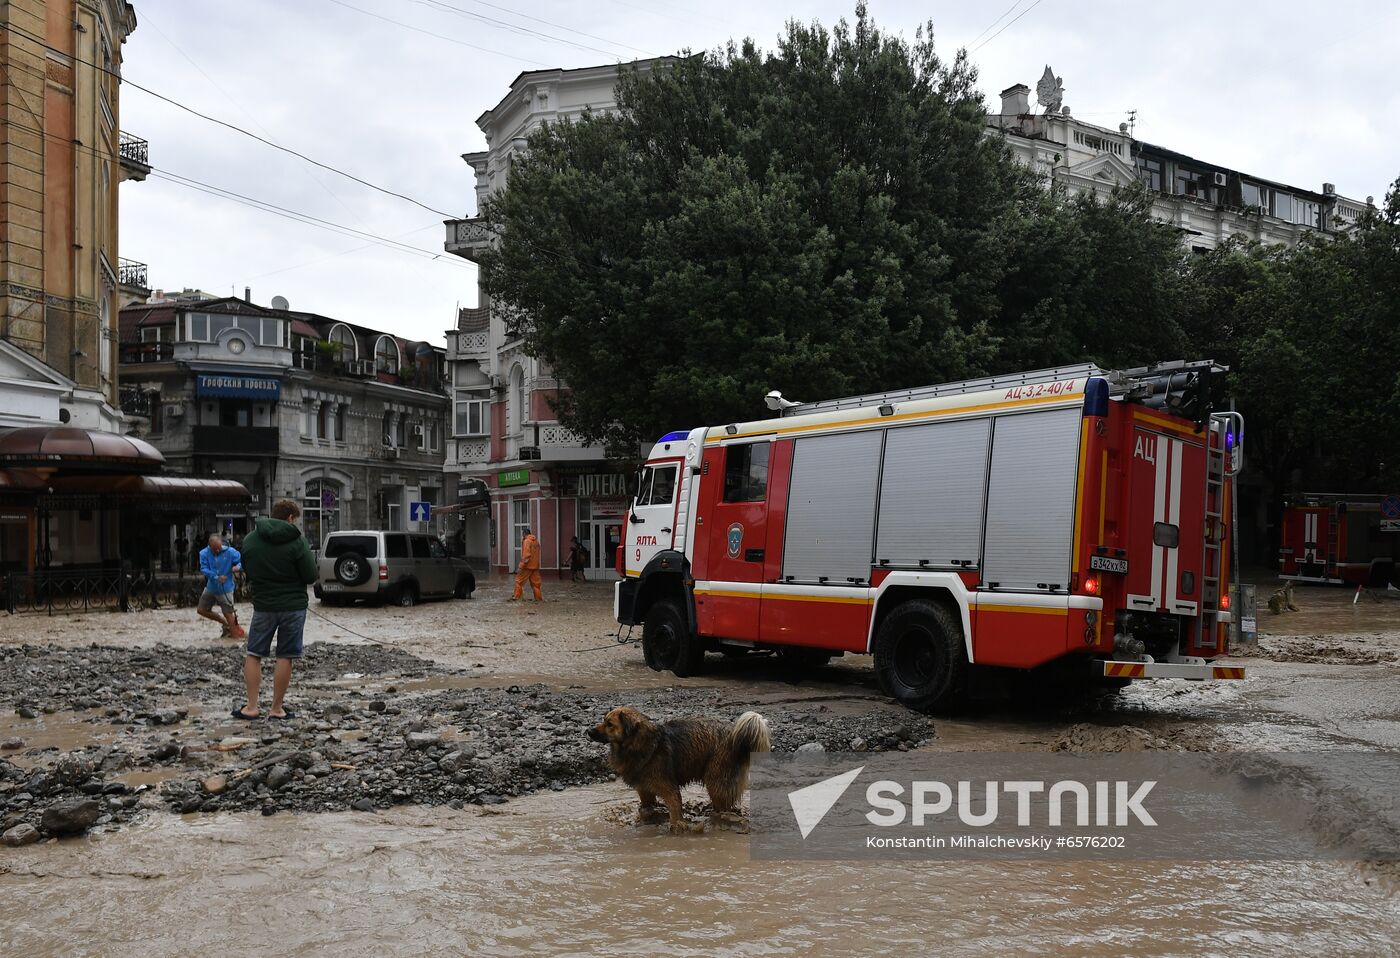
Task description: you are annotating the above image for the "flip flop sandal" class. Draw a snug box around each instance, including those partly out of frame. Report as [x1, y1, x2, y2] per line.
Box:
[230, 707, 259, 721]
[268, 710, 296, 721]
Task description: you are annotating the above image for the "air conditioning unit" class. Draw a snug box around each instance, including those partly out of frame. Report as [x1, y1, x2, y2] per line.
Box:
[519, 446, 541, 461]
[1212, 172, 1228, 187]
[411, 424, 424, 438]
[163, 403, 184, 418]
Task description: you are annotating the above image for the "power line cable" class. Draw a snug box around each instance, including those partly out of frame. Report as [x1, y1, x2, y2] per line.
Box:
[434, 0, 650, 56]
[245, 225, 444, 281]
[16, 119, 468, 268]
[149, 169, 469, 265]
[135, 5, 361, 222]
[408, 0, 644, 59]
[1, 19, 463, 219]
[322, 0, 552, 68]
[970, 0, 1050, 53]
[4, 19, 617, 279]
[965, 0, 1026, 50]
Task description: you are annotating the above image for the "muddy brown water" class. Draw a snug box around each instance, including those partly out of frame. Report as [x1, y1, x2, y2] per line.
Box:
[3, 784, 1397, 958]
[5, 580, 1399, 954]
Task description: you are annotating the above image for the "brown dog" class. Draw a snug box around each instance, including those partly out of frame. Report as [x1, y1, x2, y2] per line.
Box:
[587, 707, 771, 831]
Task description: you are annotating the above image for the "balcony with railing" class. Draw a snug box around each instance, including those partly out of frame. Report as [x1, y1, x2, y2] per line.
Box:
[118, 258, 148, 291]
[119, 341, 173, 364]
[118, 132, 150, 181]
[444, 217, 491, 261]
[448, 306, 491, 361]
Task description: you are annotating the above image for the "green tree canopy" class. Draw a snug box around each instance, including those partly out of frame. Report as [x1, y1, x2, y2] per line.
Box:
[479, 4, 1190, 448]
[1181, 179, 1400, 492]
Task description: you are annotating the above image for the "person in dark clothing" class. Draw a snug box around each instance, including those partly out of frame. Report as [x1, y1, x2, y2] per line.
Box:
[568, 536, 589, 582]
[233, 499, 317, 720]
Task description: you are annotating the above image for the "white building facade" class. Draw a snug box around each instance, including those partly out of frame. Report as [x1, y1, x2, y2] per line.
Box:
[988, 71, 1372, 252]
[444, 63, 672, 577]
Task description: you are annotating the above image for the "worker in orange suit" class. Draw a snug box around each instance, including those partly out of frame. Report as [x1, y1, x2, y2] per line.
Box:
[511, 526, 543, 601]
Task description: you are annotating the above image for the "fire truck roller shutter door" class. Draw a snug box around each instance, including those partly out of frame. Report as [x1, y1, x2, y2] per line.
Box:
[876, 417, 991, 568]
[781, 430, 883, 584]
[982, 407, 1082, 592]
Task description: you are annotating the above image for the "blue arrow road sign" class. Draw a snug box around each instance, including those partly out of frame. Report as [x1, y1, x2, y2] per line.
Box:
[409, 501, 431, 522]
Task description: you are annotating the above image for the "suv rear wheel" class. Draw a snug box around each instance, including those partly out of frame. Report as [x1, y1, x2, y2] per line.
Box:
[334, 552, 372, 587]
[393, 582, 418, 607]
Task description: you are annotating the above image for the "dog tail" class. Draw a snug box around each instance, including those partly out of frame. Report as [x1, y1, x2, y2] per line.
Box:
[713, 711, 770, 808]
[729, 710, 771, 756]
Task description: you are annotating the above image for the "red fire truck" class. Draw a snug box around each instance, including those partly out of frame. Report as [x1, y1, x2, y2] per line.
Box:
[1278, 494, 1400, 587]
[614, 362, 1247, 711]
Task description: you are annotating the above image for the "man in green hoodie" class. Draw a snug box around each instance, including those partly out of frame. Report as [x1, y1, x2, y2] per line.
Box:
[233, 498, 318, 720]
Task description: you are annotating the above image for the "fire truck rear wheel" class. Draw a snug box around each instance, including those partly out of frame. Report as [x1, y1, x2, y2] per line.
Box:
[642, 599, 703, 677]
[873, 599, 967, 713]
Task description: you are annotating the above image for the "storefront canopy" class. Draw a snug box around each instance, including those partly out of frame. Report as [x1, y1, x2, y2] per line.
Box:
[0, 427, 165, 473]
[48, 474, 250, 501]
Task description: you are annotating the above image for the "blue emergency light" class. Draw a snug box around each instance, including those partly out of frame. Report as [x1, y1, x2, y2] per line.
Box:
[658, 430, 691, 443]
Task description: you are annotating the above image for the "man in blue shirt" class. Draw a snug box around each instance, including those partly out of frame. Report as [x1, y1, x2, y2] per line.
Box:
[197, 533, 244, 639]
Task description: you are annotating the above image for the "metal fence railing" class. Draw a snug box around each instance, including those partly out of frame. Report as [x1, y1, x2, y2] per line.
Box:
[1, 568, 242, 615]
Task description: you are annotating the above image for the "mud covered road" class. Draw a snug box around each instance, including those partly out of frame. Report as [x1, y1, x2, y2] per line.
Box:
[2, 579, 1398, 956]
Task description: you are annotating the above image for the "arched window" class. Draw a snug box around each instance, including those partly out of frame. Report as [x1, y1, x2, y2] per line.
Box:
[327, 323, 357, 362]
[302, 478, 342, 551]
[508, 363, 525, 435]
[375, 335, 400, 375]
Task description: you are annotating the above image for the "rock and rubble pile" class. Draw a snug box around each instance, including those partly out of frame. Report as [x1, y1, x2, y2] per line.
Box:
[0, 644, 932, 838]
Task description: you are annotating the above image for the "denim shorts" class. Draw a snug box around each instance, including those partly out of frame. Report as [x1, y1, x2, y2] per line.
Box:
[246, 609, 307, 659]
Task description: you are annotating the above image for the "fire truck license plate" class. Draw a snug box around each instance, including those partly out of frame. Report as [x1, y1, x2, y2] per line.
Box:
[1090, 555, 1129, 574]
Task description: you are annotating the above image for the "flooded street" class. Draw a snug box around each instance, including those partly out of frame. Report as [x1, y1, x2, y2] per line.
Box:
[3, 579, 1399, 955]
[4, 784, 1397, 958]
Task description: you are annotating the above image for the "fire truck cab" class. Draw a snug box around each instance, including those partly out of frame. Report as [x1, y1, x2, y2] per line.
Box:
[614, 362, 1246, 712]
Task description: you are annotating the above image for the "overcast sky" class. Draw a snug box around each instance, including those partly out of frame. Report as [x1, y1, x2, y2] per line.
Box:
[119, 0, 1397, 345]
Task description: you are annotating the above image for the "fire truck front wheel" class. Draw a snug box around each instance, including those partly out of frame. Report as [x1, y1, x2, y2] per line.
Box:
[642, 599, 704, 677]
[873, 600, 968, 713]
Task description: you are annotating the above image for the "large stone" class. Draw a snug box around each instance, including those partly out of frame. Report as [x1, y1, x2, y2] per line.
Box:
[405, 732, 441, 750]
[0, 738, 23, 750]
[796, 742, 826, 753]
[41, 799, 100, 835]
[52, 754, 95, 785]
[202, 775, 228, 795]
[1, 823, 39, 846]
[437, 751, 468, 774]
[265, 765, 293, 790]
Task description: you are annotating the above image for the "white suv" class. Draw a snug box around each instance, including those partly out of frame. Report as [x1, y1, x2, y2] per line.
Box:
[314, 531, 476, 607]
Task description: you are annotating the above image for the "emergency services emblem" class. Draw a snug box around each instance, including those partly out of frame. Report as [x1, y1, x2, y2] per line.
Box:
[726, 522, 744, 559]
